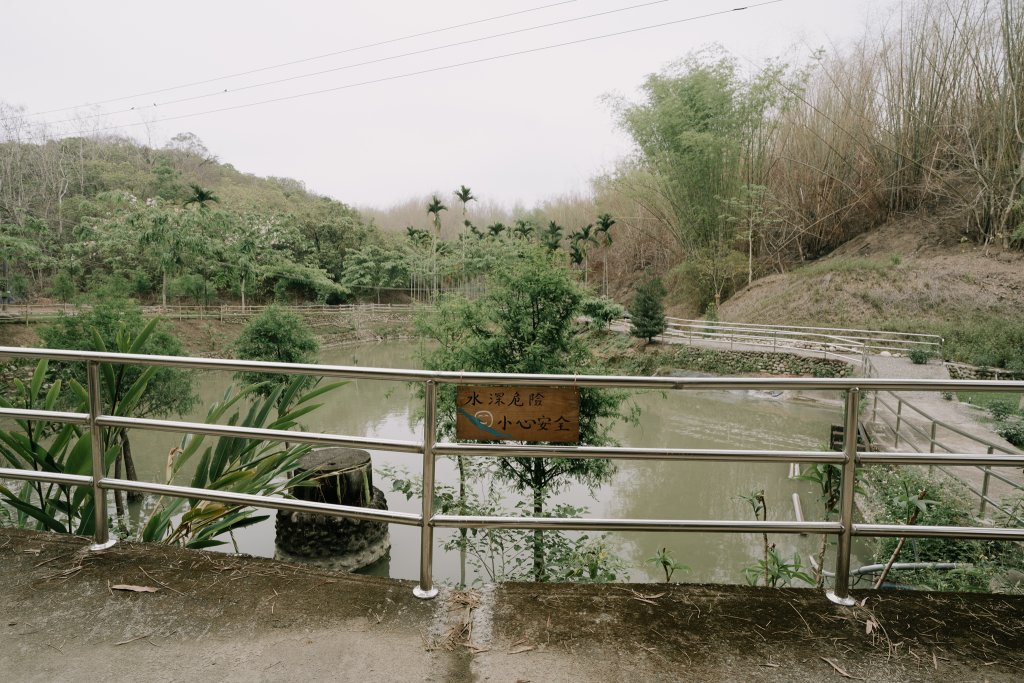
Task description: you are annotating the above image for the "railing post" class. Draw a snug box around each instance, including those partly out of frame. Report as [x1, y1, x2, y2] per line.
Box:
[928, 421, 938, 475]
[827, 387, 859, 606]
[894, 400, 903, 448]
[87, 362, 115, 551]
[414, 380, 439, 599]
[980, 446, 993, 515]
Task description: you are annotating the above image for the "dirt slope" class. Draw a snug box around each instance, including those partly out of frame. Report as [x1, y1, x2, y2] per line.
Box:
[721, 212, 1024, 329]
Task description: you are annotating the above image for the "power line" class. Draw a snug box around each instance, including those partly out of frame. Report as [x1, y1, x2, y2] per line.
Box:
[61, 1, 784, 139]
[47, 0, 685, 126]
[22, 1, 581, 119]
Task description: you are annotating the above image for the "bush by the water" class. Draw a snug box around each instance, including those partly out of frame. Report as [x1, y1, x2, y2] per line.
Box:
[863, 466, 1023, 592]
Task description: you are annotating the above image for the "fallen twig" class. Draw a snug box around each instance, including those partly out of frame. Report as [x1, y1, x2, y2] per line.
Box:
[821, 657, 861, 679]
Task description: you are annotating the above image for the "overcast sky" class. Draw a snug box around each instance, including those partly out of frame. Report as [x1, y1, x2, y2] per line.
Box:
[2, 0, 902, 209]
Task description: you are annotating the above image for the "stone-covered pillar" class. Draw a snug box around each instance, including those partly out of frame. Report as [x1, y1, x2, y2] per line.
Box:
[275, 447, 391, 571]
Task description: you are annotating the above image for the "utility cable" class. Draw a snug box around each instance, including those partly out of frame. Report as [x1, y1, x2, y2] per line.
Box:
[19, 1, 580, 119]
[59, 1, 784, 138]
[47, 0, 686, 126]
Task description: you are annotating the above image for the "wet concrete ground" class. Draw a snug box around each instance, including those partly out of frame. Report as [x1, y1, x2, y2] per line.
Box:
[2, 528, 1022, 682]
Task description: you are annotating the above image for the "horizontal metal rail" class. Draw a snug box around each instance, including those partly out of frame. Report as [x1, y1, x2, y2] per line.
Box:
[664, 316, 943, 347]
[100, 478, 422, 526]
[0, 406, 90, 425]
[98, 415, 422, 454]
[7, 345, 1023, 392]
[432, 515, 843, 534]
[436, 443, 845, 464]
[854, 523, 1024, 541]
[0, 466, 93, 488]
[1, 344, 1023, 606]
[859, 452, 1024, 467]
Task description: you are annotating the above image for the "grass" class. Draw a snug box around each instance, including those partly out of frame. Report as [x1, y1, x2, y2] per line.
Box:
[956, 392, 1021, 411]
[795, 256, 898, 279]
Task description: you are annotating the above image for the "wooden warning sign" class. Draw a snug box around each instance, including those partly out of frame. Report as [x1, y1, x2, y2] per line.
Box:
[455, 386, 580, 443]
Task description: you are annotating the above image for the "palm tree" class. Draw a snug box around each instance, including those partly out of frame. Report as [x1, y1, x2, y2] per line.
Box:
[487, 222, 506, 238]
[454, 185, 475, 217]
[512, 219, 535, 240]
[426, 196, 448, 296]
[426, 195, 447, 236]
[595, 213, 616, 295]
[183, 183, 220, 210]
[569, 224, 598, 283]
[541, 220, 563, 252]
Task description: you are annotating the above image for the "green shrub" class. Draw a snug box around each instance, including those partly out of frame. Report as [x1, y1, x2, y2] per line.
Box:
[908, 348, 932, 364]
[581, 296, 625, 330]
[996, 421, 1024, 449]
[864, 466, 1022, 591]
[988, 399, 1020, 421]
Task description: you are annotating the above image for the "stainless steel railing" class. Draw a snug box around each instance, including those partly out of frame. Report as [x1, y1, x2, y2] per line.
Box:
[660, 317, 943, 356]
[2, 345, 1023, 605]
[863, 356, 1024, 519]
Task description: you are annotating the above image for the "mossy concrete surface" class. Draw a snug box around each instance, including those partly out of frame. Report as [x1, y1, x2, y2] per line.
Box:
[2, 527, 1022, 682]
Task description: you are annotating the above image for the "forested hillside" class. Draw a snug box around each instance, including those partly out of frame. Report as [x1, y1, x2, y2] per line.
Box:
[0, 128, 372, 305]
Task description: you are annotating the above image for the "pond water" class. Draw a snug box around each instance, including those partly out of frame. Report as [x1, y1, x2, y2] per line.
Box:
[127, 341, 856, 585]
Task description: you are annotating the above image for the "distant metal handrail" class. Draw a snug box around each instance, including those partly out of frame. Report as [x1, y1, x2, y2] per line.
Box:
[664, 317, 944, 352]
[865, 356, 1023, 519]
[1, 344, 1023, 606]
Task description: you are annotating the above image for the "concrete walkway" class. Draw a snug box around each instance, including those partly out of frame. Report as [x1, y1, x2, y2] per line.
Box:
[2, 528, 1022, 682]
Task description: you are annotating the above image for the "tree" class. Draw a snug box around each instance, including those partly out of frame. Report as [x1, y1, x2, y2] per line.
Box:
[426, 195, 447, 236]
[134, 205, 199, 309]
[629, 276, 667, 343]
[39, 300, 198, 508]
[541, 220, 563, 252]
[426, 195, 448, 296]
[454, 185, 475, 217]
[595, 213, 615, 295]
[183, 183, 220, 210]
[417, 247, 630, 580]
[232, 306, 319, 406]
[340, 242, 411, 302]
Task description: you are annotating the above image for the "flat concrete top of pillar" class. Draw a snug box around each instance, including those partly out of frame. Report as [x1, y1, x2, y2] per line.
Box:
[298, 447, 371, 473]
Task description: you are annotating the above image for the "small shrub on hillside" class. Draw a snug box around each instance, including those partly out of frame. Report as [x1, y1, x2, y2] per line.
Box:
[908, 348, 932, 364]
[988, 399, 1020, 421]
[996, 422, 1024, 449]
[581, 296, 625, 330]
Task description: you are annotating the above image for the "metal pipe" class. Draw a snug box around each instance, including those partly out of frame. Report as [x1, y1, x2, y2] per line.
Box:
[97, 415, 421, 454]
[414, 381, 439, 599]
[99, 478, 420, 525]
[828, 388, 859, 606]
[435, 443, 844, 464]
[980, 447, 994, 515]
[1, 346, 1019, 394]
[853, 523, 1024, 541]
[0, 467, 93, 487]
[858, 452, 1024, 467]
[0, 407, 89, 425]
[894, 399, 903, 448]
[432, 515, 842, 534]
[87, 362, 115, 551]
